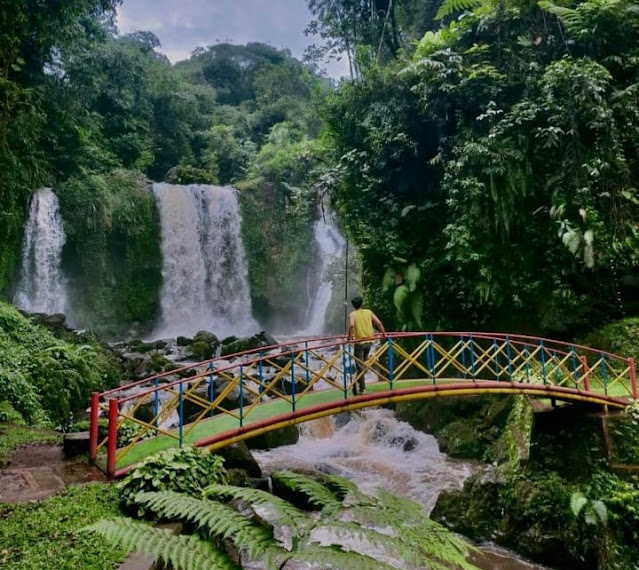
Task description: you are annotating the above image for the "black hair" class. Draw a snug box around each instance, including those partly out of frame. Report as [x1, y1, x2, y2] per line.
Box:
[351, 296, 363, 309]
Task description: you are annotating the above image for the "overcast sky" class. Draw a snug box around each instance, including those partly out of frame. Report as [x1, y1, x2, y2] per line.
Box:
[116, 0, 348, 77]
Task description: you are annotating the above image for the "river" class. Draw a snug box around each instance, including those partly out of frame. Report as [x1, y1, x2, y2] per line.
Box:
[254, 408, 553, 570]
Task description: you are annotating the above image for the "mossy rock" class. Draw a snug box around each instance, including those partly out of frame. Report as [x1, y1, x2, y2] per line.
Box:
[176, 336, 192, 347]
[579, 317, 639, 361]
[246, 425, 300, 450]
[437, 420, 486, 458]
[213, 442, 261, 478]
[189, 341, 215, 360]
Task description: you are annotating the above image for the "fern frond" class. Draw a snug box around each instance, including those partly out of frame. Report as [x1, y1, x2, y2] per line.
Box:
[85, 517, 237, 570]
[404, 520, 479, 570]
[315, 473, 373, 506]
[436, 0, 482, 20]
[538, 1, 583, 32]
[291, 544, 396, 570]
[135, 492, 279, 562]
[272, 470, 342, 512]
[204, 484, 310, 530]
[313, 521, 429, 569]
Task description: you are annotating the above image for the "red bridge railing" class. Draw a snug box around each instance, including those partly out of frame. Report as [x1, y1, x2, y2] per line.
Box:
[89, 332, 637, 478]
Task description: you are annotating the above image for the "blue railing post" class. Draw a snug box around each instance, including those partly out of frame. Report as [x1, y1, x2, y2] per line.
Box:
[304, 341, 310, 385]
[239, 366, 244, 427]
[178, 381, 184, 447]
[342, 342, 349, 398]
[290, 354, 296, 412]
[388, 337, 394, 389]
[461, 335, 467, 379]
[571, 345, 579, 388]
[469, 334, 476, 380]
[428, 334, 436, 382]
[553, 350, 559, 385]
[540, 340, 547, 384]
[600, 352, 609, 395]
[153, 378, 159, 430]
[258, 350, 264, 395]
[208, 362, 215, 417]
[523, 344, 530, 382]
[506, 335, 512, 381]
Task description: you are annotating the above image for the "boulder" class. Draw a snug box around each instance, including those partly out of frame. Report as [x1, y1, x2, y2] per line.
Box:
[214, 442, 262, 477]
[246, 425, 300, 450]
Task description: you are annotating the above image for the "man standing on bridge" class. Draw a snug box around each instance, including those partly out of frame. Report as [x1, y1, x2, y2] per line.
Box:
[347, 296, 386, 395]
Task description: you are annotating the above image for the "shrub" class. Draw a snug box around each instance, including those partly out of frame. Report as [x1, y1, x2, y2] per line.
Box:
[117, 446, 228, 515]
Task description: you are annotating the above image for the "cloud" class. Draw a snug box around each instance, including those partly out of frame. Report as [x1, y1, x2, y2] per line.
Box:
[115, 0, 347, 76]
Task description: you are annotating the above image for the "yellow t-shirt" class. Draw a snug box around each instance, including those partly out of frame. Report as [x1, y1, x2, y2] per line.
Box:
[350, 309, 374, 339]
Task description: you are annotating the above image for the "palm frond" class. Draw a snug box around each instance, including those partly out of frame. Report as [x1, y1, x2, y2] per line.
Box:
[272, 470, 343, 512]
[135, 491, 278, 561]
[85, 517, 237, 570]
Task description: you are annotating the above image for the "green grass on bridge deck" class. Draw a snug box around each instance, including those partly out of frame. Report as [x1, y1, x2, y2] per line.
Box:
[112, 377, 631, 471]
[115, 380, 426, 470]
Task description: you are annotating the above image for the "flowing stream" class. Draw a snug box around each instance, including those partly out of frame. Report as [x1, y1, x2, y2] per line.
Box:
[152, 183, 257, 339]
[14, 188, 67, 314]
[254, 408, 552, 570]
[301, 209, 345, 335]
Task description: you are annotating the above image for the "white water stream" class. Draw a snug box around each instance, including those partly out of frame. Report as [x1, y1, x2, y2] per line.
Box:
[255, 408, 553, 570]
[152, 183, 257, 339]
[14, 188, 67, 314]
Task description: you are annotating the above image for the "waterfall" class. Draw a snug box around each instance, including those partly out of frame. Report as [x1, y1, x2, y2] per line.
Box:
[14, 188, 67, 314]
[302, 209, 345, 335]
[152, 183, 257, 339]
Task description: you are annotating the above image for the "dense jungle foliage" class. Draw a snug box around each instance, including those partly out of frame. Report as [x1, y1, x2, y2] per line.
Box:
[1, 0, 637, 336]
[312, 0, 639, 335]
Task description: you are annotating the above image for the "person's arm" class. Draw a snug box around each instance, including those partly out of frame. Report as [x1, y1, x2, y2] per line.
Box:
[347, 313, 355, 341]
[371, 313, 386, 338]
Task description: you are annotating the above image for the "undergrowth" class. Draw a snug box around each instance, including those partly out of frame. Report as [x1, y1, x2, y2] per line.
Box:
[0, 483, 126, 570]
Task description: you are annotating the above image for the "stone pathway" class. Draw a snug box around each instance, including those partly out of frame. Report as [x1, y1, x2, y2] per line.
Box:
[0, 443, 104, 503]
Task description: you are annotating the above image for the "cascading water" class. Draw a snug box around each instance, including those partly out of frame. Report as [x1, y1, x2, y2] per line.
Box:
[255, 409, 553, 570]
[152, 183, 257, 338]
[14, 188, 67, 314]
[301, 209, 345, 335]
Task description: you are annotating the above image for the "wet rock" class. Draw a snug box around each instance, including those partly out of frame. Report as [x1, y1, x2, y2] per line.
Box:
[214, 442, 261, 477]
[63, 431, 90, 459]
[246, 425, 300, 450]
[176, 336, 192, 346]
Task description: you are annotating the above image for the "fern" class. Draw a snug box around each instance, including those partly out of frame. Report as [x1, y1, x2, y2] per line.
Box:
[290, 543, 396, 570]
[436, 0, 482, 20]
[85, 517, 237, 570]
[204, 483, 310, 530]
[272, 470, 343, 512]
[538, 1, 584, 32]
[313, 520, 432, 569]
[316, 473, 374, 506]
[135, 491, 280, 561]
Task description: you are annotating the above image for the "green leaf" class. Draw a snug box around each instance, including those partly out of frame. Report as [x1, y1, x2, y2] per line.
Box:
[570, 492, 587, 517]
[408, 293, 424, 328]
[393, 285, 410, 313]
[382, 268, 397, 292]
[405, 264, 420, 292]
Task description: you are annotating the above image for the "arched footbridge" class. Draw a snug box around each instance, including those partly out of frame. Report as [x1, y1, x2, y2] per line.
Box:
[89, 332, 638, 478]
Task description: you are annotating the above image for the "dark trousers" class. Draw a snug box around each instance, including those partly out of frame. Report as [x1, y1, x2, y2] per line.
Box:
[353, 342, 373, 394]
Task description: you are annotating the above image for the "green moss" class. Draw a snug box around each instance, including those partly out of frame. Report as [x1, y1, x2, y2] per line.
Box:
[0, 483, 126, 569]
[58, 170, 162, 337]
